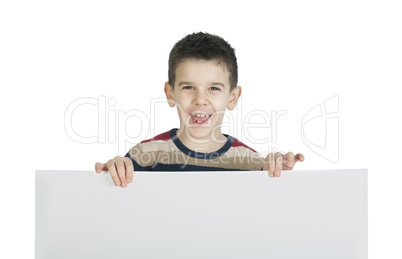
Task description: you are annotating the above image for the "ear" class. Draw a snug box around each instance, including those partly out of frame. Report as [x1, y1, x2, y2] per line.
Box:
[164, 81, 176, 107]
[227, 86, 242, 111]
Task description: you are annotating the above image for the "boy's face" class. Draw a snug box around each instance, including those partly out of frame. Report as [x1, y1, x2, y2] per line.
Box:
[164, 58, 241, 141]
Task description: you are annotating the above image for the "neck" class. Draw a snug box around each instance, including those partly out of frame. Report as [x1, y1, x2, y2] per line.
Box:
[176, 128, 227, 153]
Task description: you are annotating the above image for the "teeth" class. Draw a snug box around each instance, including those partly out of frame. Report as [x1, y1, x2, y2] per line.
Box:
[191, 113, 210, 118]
[190, 113, 212, 123]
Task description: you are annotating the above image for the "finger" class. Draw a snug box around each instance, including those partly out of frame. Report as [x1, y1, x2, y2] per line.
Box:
[115, 158, 127, 187]
[283, 152, 295, 170]
[264, 153, 275, 178]
[123, 158, 134, 184]
[95, 162, 108, 173]
[106, 160, 120, 186]
[274, 153, 284, 177]
[295, 153, 305, 162]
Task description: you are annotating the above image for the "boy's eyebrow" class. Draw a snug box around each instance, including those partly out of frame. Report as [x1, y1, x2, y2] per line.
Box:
[178, 81, 225, 88]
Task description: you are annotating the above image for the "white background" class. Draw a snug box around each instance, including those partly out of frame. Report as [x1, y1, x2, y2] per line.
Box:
[1, 0, 401, 258]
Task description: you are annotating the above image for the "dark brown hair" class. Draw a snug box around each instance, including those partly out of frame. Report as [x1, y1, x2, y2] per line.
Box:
[168, 32, 238, 92]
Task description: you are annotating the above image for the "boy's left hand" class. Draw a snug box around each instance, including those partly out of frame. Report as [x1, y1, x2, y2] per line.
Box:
[263, 152, 304, 177]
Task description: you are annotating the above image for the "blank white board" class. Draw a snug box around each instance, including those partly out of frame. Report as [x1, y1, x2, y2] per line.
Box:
[36, 169, 367, 259]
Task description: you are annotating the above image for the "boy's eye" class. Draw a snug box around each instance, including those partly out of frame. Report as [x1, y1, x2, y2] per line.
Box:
[182, 86, 221, 91]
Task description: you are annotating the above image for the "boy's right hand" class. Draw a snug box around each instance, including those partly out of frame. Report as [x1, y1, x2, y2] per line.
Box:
[95, 156, 134, 187]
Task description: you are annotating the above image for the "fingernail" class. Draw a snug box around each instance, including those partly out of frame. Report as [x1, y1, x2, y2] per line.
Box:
[127, 179, 132, 183]
[122, 182, 126, 187]
[115, 181, 120, 186]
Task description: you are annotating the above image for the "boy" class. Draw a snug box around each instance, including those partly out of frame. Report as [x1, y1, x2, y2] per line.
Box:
[95, 32, 304, 187]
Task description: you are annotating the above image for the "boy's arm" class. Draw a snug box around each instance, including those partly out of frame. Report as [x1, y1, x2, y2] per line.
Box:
[262, 152, 304, 177]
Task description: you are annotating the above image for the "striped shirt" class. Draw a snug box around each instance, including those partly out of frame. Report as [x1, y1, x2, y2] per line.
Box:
[125, 128, 265, 171]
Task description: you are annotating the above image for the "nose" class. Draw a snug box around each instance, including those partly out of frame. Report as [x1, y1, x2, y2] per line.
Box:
[193, 92, 210, 106]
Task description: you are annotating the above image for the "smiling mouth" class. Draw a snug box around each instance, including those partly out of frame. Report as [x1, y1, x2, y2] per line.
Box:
[189, 113, 213, 125]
